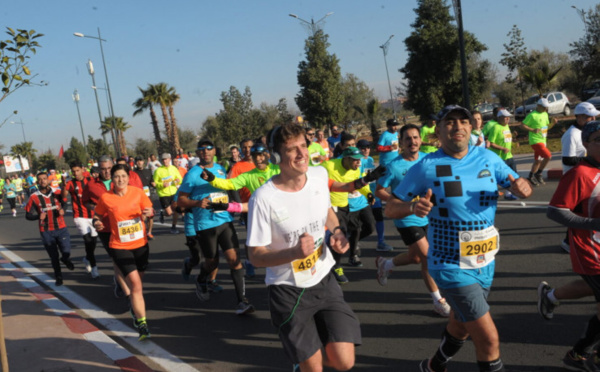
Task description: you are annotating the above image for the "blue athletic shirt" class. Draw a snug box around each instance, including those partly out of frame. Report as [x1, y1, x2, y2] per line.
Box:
[348, 161, 369, 212]
[392, 146, 518, 288]
[360, 156, 381, 208]
[377, 130, 399, 166]
[178, 163, 233, 231]
[378, 152, 428, 228]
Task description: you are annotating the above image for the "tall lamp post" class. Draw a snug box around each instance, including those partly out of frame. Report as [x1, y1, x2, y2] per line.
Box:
[571, 5, 588, 32]
[73, 28, 120, 157]
[380, 35, 396, 119]
[452, 0, 470, 109]
[289, 12, 333, 36]
[10, 119, 26, 142]
[87, 59, 108, 144]
[72, 89, 89, 158]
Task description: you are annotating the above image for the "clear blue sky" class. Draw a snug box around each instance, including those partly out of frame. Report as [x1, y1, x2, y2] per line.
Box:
[0, 0, 595, 154]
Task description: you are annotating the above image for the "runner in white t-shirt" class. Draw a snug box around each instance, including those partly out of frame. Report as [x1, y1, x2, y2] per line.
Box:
[246, 124, 361, 371]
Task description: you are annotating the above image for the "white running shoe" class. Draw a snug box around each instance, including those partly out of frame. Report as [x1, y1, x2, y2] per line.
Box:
[433, 298, 451, 317]
[91, 266, 100, 279]
[82, 257, 92, 274]
[375, 256, 391, 286]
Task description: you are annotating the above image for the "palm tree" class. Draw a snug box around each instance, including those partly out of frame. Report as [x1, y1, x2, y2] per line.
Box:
[166, 89, 181, 152]
[99, 116, 118, 156]
[133, 86, 163, 150]
[355, 98, 381, 144]
[520, 62, 563, 96]
[101, 116, 130, 157]
[147, 83, 174, 154]
[10, 142, 36, 171]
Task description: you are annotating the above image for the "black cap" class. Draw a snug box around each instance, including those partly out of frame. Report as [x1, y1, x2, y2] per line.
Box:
[356, 139, 370, 148]
[134, 155, 144, 161]
[436, 105, 473, 122]
[197, 138, 215, 148]
[386, 118, 399, 126]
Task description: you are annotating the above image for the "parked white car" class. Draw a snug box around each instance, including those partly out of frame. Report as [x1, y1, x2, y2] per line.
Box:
[515, 91, 571, 120]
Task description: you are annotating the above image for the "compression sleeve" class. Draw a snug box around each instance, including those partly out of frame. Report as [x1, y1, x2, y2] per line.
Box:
[562, 156, 584, 167]
[547, 205, 600, 231]
[209, 177, 237, 191]
[377, 145, 392, 152]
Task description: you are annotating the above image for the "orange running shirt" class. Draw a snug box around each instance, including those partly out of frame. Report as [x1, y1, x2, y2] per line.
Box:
[95, 186, 153, 250]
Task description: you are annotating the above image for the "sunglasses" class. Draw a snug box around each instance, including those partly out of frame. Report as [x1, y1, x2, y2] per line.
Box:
[197, 145, 215, 151]
[306, 132, 315, 136]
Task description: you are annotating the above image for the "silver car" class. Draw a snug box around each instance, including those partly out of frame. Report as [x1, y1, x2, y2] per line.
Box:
[586, 89, 600, 110]
[515, 91, 571, 120]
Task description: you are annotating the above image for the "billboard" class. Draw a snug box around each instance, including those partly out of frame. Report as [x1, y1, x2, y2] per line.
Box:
[3, 156, 30, 173]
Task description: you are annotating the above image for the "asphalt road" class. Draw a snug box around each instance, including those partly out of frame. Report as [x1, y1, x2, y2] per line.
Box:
[0, 180, 589, 371]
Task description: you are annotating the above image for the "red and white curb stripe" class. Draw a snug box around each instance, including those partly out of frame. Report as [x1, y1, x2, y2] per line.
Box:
[0, 244, 199, 372]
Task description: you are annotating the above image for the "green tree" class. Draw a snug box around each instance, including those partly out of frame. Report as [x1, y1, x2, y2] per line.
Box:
[569, 4, 600, 88]
[144, 82, 179, 155]
[0, 28, 45, 104]
[340, 73, 376, 128]
[295, 29, 344, 128]
[132, 138, 157, 159]
[520, 51, 563, 96]
[133, 86, 163, 150]
[10, 141, 36, 171]
[33, 151, 55, 171]
[63, 137, 87, 165]
[215, 86, 259, 143]
[400, 0, 490, 119]
[178, 127, 199, 153]
[87, 135, 111, 160]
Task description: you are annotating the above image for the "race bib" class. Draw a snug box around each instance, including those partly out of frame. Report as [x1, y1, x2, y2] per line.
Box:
[502, 129, 512, 143]
[209, 192, 229, 213]
[143, 186, 150, 197]
[542, 126, 548, 138]
[162, 176, 173, 187]
[118, 217, 144, 243]
[291, 242, 324, 285]
[6, 191, 15, 198]
[458, 226, 499, 269]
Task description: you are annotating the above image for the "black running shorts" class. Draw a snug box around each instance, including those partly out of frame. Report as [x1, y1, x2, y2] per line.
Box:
[107, 244, 149, 277]
[196, 222, 239, 259]
[268, 272, 362, 364]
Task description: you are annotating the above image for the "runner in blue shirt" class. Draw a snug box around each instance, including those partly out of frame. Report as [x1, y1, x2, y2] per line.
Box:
[375, 123, 450, 317]
[176, 138, 254, 315]
[357, 139, 393, 252]
[377, 118, 400, 166]
[384, 105, 532, 372]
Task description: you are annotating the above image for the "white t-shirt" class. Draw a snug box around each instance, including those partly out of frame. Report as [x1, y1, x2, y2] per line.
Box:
[246, 166, 335, 288]
[147, 160, 162, 173]
[561, 125, 585, 173]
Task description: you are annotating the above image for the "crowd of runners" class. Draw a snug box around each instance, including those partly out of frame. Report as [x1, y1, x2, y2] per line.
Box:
[3, 100, 600, 371]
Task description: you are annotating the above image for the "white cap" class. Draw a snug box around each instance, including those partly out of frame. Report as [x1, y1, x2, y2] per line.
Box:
[574, 102, 600, 117]
[497, 109, 513, 117]
[537, 98, 550, 108]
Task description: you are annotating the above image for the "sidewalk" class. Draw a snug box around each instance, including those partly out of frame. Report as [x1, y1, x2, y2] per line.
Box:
[513, 151, 563, 180]
[0, 257, 155, 372]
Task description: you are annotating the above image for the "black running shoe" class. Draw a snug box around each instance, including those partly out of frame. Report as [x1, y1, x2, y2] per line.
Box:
[61, 257, 75, 270]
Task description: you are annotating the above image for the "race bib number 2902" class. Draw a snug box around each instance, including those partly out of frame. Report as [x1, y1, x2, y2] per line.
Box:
[459, 226, 499, 269]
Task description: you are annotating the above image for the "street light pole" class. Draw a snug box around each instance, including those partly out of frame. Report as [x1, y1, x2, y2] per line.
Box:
[452, 0, 471, 109]
[571, 5, 588, 32]
[72, 89, 89, 158]
[288, 12, 333, 36]
[87, 59, 108, 144]
[380, 35, 396, 119]
[74, 28, 120, 157]
[10, 119, 27, 142]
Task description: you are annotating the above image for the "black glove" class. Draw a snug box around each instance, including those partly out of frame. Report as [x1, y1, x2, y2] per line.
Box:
[207, 202, 229, 211]
[367, 193, 375, 205]
[364, 164, 386, 183]
[201, 169, 215, 182]
[352, 165, 387, 189]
